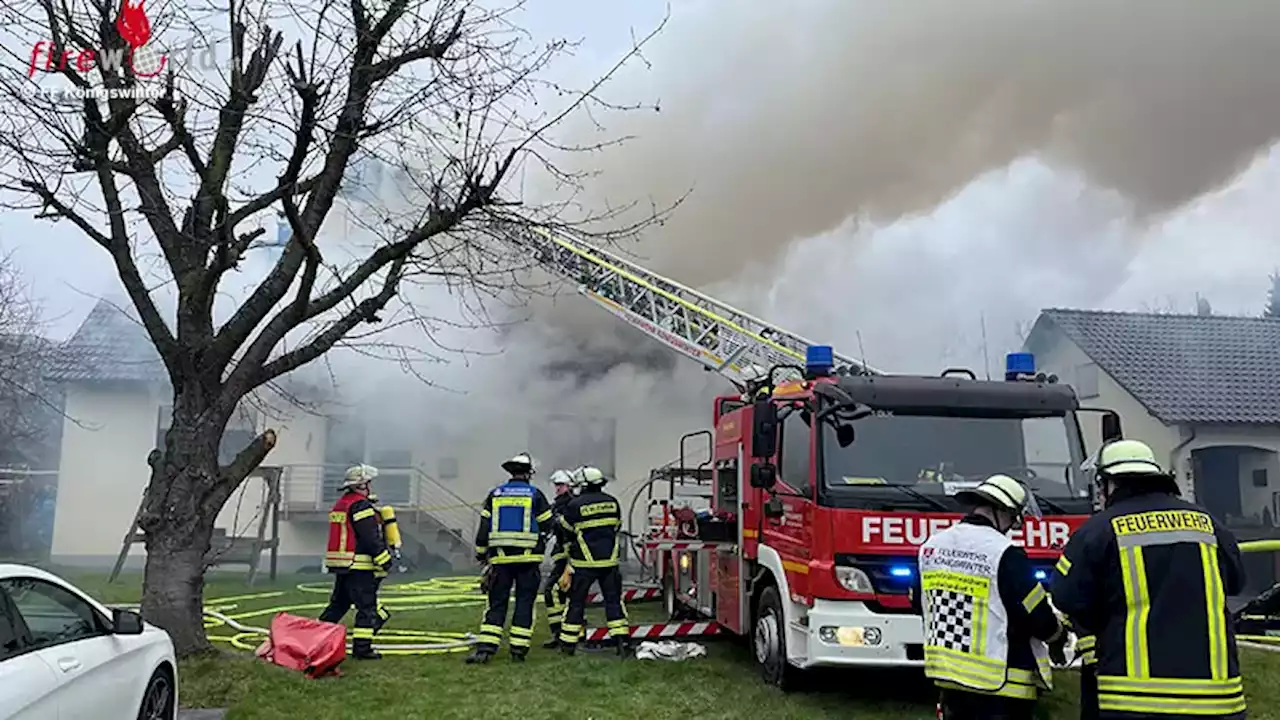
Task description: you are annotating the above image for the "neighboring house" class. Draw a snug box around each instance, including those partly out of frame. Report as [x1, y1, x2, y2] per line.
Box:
[39, 299, 668, 573]
[1025, 308, 1280, 530]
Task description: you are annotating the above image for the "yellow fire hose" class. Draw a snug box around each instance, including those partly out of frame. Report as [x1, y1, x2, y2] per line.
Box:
[1235, 540, 1280, 646]
[201, 576, 488, 655]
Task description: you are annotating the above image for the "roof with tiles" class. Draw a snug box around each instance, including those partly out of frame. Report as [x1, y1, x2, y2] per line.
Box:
[1029, 308, 1280, 425]
[45, 299, 166, 383]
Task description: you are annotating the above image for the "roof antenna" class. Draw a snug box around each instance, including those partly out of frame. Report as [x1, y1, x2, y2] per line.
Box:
[980, 312, 992, 381]
[855, 330, 869, 375]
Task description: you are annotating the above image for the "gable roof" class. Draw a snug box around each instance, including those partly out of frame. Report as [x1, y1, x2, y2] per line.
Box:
[1030, 308, 1280, 425]
[45, 300, 166, 383]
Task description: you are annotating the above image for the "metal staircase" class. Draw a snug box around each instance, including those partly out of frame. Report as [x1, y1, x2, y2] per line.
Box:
[498, 223, 881, 383]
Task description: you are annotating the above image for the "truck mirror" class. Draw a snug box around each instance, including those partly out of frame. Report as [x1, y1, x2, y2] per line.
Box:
[1101, 412, 1122, 442]
[836, 424, 855, 448]
[751, 400, 779, 458]
[750, 462, 777, 490]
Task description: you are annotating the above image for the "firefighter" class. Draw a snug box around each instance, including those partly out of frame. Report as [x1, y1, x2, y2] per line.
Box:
[919, 474, 1066, 720]
[319, 464, 393, 660]
[542, 469, 576, 649]
[1051, 439, 1247, 719]
[557, 466, 630, 657]
[466, 452, 554, 664]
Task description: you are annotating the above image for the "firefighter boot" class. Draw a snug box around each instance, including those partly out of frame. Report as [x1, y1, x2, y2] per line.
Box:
[511, 647, 528, 662]
[352, 640, 382, 660]
[559, 642, 576, 657]
[542, 625, 561, 649]
[615, 638, 632, 659]
[464, 646, 494, 664]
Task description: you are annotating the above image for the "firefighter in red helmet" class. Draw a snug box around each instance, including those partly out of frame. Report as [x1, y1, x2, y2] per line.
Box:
[319, 464, 393, 660]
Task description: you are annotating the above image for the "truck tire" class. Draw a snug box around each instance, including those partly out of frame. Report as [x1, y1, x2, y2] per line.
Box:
[754, 585, 799, 691]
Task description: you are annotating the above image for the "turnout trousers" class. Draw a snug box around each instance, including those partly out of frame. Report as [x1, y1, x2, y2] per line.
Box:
[559, 565, 629, 650]
[938, 688, 1035, 720]
[475, 562, 541, 657]
[318, 569, 380, 654]
[1079, 663, 1097, 720]
[543, 558, 570, 639]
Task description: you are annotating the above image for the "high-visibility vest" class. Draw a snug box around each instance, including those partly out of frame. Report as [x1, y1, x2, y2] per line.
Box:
[920, 522, 1052, 699]
[325, 492, 380, 570]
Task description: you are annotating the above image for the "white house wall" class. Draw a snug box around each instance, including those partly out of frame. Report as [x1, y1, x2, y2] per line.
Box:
[1029, 332, 1189, 496]
[51, 383, 335, 570]
[1186, 426, 1280, 523]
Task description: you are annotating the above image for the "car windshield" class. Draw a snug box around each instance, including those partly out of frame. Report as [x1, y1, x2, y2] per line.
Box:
[821, 411, 1085, 500]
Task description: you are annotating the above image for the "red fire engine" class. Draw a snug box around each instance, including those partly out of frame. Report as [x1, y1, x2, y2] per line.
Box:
[645, 347, 1111, 688]
[499, 223, 1121, 682]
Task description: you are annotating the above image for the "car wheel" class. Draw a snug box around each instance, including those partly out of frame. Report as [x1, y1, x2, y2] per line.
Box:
[137, 668, 174, 720]
[754, 585, 799, 691]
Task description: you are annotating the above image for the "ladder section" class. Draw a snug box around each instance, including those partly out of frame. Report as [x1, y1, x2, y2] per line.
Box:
[499, 223, 879, 384]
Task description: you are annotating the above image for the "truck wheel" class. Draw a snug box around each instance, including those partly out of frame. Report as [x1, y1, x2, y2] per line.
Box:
[754, 585, 798, 691]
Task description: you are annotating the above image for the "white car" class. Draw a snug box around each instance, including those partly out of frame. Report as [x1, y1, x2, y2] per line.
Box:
[0, 564, 177, 720]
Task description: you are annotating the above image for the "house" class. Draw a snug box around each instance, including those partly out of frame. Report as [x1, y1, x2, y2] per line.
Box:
[41, 299, 690, 572]
[1024, 308, 1280, 529]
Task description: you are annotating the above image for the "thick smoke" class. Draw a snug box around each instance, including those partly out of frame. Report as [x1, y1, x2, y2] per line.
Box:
[528, 0, 1280, 378]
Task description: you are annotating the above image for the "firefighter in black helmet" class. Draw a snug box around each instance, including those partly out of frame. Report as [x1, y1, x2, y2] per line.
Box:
[1051, 439, 1247, 719]
[557, 466, 630, 656]
[465, 452, 553, 664]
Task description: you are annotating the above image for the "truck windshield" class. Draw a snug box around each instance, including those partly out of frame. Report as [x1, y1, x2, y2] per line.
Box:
[820, 411, 1085, 501]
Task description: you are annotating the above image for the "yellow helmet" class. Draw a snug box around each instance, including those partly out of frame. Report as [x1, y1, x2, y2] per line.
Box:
[1097, 439, 1165, 477]
[575, 466, 607, 488]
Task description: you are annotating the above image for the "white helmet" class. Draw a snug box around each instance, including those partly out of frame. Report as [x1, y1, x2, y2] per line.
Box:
[549, 469, 573, 487]
[342, 464, 379, 488]
[955, 474, 1040, 519]
[502, 452, 536, 475]
[575, 466, 607, 488]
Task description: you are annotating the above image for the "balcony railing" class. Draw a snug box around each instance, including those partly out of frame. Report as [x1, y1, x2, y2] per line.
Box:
[278, 464, 479, 548]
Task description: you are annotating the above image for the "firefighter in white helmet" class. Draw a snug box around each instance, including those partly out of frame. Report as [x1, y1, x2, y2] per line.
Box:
[540, 469, 577, 648]
[319, 464, 392, 660]
[919, 474, 1065, 719]
[557, 466, 630, 656]
[466, 452, 554, 664]
[1051, 439, 1247, 719]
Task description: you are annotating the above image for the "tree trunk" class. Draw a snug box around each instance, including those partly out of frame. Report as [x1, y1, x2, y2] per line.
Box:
[138, 396, 227, 658]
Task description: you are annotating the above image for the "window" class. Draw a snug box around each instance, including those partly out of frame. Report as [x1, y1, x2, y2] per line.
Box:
[779, 410, 813, 497]
[0, 589, 29, 661]
[716, 461, 738, 507]
[0, 578, 103, 651]
[370, 449, 412, 505]
[1075, 363, 1100, 399]
[1253, 469, 1269, 488]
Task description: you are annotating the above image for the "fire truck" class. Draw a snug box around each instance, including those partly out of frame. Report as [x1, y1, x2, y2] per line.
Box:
[647, 349, 1111, 688]
[499, 221, 1115, 683]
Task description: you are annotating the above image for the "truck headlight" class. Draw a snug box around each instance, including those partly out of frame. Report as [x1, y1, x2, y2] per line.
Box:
[834, 566, 874, 593]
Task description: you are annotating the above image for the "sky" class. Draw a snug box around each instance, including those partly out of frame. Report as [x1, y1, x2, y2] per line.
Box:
[4, 0, 1280, 460]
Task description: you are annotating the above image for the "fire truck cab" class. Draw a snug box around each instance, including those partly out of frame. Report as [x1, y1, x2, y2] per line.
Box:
[649, 349, 1105, 688]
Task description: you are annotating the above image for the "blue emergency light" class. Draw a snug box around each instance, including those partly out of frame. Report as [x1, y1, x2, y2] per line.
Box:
[1005, 352, 1035, 381]
[806, 345, 835, 376]
[1034, 569, 1048, 581]
[889, 565, 913, 579]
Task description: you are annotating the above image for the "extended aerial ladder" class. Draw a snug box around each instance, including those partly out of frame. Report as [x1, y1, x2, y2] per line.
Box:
[498, 223, 881, 385]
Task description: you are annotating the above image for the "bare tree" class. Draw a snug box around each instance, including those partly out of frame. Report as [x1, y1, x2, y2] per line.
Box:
[0, 0, 664, 655]
[0, 252, 59, 471]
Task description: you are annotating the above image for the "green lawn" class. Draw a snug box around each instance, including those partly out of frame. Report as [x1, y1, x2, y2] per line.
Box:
[62, 571, 1280, 720]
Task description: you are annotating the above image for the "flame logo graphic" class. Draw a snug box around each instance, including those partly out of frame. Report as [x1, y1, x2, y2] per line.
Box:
[115, 0, 151, 49]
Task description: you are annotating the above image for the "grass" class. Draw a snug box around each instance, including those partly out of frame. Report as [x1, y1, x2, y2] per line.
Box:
[55, 569, 1280, 720]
